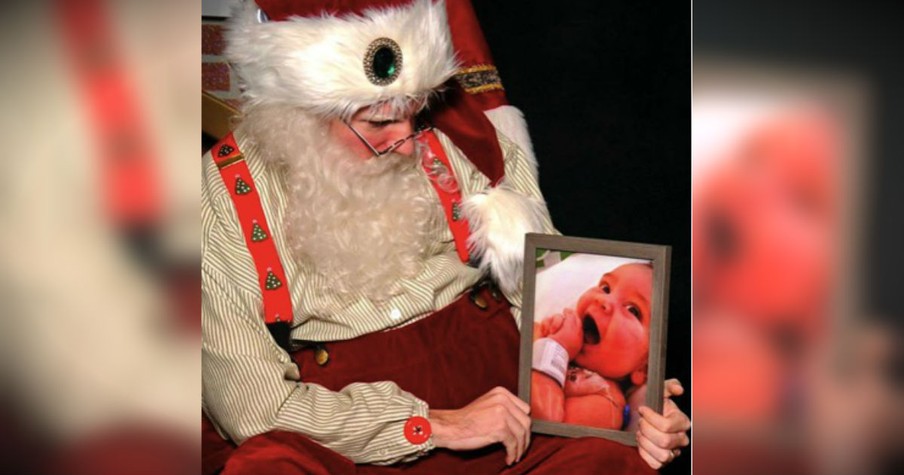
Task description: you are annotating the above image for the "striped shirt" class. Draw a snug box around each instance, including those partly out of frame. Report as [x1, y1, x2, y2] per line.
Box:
[202, 127, 555, 464]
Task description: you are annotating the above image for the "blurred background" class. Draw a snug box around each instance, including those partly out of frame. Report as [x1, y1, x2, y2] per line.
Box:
[0, 0, 199, 474]
[694, 1, 903, 474]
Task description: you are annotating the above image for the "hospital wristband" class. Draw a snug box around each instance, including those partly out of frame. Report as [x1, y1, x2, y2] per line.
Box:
[532, 337, 569, 387]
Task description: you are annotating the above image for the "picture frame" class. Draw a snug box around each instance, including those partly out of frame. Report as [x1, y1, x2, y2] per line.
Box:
[518, 233, 671, 446]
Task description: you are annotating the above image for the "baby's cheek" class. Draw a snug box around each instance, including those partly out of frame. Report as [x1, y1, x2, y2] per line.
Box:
[609, 352, 639, 374]
[622, 334, 650, 371]
[609, 321, 648, 354]
[597, 327, 650, 377]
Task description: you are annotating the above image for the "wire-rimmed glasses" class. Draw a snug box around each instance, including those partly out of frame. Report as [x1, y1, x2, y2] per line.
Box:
[343, 114, 433, 158]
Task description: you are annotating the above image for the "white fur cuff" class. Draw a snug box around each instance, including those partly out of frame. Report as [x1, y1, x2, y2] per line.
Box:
[461, 184, 547, 296]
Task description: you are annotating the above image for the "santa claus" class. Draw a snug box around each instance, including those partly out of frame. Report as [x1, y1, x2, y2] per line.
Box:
[201, 1, 689, 473]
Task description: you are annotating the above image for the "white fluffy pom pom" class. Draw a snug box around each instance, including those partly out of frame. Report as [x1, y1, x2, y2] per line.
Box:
[462, 184, 548, 295]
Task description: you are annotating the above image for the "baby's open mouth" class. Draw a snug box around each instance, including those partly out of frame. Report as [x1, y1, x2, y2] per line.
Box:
[582, 315, 601, 345]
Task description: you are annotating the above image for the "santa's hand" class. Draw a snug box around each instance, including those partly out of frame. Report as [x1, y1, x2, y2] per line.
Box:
[429, 386, 532, 466]
[546, 308, 583, 359]
[635, 378, 691, 469]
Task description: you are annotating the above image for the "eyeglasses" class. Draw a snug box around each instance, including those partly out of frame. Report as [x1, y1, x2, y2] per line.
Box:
[343, 114, 433, 157]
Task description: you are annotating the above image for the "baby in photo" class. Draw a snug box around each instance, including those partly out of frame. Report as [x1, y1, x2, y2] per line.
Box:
[532, 262, 653, 431]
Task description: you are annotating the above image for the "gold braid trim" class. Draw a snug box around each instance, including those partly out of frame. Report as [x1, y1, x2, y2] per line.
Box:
[455, 64, 504, 94]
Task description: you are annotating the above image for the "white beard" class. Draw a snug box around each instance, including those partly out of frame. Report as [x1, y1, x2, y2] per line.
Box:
[238, 105, 443, 302]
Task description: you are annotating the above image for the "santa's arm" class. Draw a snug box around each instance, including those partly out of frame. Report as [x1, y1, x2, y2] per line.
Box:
[202, 263, 432, 465]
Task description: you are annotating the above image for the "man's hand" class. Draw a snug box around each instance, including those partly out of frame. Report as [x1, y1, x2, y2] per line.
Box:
[428, 387, 531, 466]
[636, 378, 691, 469]
[543, 308, 583, 360]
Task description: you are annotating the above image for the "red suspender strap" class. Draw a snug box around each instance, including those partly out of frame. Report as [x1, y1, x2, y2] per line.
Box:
[212, 133, 294, 349]
[419, 131, 472, 264]
[209, 130, 470, 349]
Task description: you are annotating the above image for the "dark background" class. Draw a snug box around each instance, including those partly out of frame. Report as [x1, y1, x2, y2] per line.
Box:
[472, 2, 691, 473]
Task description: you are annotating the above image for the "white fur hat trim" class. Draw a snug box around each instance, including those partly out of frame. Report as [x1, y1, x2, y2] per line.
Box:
[226, 0, 459, 120]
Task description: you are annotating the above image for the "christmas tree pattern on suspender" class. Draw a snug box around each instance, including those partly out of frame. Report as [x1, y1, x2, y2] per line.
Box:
[265, 268, 282, 290]
[251, 220, 268, 242]
[211, 132, 293, 350]
[235, 176, 252, 195]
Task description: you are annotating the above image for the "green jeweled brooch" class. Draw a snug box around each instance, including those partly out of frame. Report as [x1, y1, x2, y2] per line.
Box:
[364, 37, 403, 86]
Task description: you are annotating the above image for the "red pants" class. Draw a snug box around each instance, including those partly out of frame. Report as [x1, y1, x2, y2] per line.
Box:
[217, 288, 654, 474]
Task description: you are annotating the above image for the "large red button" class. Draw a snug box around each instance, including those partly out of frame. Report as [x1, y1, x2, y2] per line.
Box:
[403, 416, 431, 445]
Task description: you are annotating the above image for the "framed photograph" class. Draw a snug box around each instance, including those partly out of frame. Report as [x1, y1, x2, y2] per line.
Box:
[518, 233, 671, 446]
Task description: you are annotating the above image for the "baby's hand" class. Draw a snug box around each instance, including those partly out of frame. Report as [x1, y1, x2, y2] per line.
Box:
[565, 367, 612, 397]
[537, 312, 564, 338]
[547, 308, 583, 360]
[536, 314, 556, 338]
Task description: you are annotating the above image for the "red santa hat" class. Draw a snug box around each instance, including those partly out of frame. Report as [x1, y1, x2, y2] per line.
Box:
[226, 0, 547, 294]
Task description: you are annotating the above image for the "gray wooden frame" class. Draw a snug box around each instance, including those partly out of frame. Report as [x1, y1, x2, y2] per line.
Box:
[518, 233, 672, 446]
